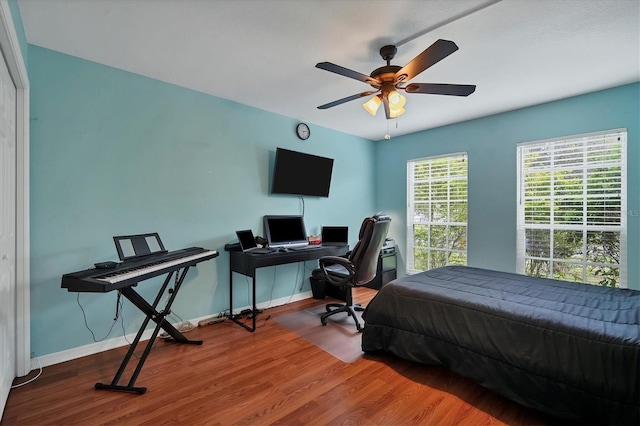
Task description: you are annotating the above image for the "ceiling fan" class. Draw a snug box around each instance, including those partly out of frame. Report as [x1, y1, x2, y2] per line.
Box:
[316, 39, 476, 119]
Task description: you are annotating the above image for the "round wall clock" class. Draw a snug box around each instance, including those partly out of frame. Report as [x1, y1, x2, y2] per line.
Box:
[296, 123, 310, 140]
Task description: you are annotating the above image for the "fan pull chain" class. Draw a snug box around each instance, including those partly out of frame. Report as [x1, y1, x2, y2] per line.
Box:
[384, 118, 399, 140]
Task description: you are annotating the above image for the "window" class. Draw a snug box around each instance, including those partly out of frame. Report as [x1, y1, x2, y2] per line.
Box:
[517, 129, 627, 287]
[407, 153, 468, 274]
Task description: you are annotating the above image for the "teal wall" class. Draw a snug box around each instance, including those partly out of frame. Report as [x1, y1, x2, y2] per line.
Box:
[25, 41, 640, 358]
[375, 83, 640, 290]
[28, 45, 376, 357]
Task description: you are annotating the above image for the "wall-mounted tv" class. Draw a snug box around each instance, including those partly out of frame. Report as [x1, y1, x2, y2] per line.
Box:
[271, 147, 334, 197]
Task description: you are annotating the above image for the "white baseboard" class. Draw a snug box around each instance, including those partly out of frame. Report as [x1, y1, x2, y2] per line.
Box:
[31, 291, 313, 370]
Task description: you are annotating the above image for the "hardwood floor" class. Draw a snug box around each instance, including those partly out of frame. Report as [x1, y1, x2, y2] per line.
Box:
[2, 288, 554, 425]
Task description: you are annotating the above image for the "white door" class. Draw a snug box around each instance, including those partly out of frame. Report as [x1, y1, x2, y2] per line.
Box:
[0, 46, 17, 409]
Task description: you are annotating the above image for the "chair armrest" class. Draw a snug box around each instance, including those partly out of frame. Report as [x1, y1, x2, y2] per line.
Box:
[319, 256, 350, 267]
[319, 256, 356, 286]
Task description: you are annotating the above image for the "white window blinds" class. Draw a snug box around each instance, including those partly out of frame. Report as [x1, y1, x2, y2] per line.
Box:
[407, 153, 468, 274]
[517, 129, 627, 287]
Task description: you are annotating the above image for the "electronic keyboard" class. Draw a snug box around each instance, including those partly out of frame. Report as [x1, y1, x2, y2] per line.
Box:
[61, 247, 218, 293]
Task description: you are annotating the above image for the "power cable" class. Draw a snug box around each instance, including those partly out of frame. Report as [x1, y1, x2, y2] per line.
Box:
[10, 358, 43, 389]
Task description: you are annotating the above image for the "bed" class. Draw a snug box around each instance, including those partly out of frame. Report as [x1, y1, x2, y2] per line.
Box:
[361, 266, 640, 424]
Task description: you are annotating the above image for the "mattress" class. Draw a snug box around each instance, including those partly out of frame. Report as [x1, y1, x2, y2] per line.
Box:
[361, 266, 640, 424]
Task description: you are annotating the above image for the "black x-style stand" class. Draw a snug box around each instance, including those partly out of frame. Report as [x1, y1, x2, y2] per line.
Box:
[94, 266, 202, 394]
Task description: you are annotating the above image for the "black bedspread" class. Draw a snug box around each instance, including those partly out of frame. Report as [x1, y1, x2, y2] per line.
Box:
[362, 266, 640, 424]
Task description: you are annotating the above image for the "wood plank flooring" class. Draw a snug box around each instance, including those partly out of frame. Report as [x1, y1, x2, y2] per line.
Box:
[2, 288, 556, 425]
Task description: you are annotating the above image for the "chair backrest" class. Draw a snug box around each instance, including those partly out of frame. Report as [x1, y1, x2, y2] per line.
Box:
[348, 215, 391, 286]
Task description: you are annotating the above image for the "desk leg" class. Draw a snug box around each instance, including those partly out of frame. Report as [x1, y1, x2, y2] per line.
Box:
[251, 275, 257, 331]
[229, 271, 257, 333]
[229, 268, 233, 318]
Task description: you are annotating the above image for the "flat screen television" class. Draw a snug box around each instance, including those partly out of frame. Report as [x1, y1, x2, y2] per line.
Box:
[271, 147, 334, 197]
[263, 215, 309, 249]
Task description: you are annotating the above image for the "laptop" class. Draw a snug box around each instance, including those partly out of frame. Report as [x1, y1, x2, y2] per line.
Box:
[321, 226, 349, 246]
[236, 229, 274, 254]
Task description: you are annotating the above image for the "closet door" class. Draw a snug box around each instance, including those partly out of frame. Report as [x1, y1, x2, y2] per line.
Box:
[0, 46, 17, 410]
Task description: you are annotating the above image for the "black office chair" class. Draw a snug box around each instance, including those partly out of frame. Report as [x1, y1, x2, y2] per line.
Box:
[313, 215, 391, 332]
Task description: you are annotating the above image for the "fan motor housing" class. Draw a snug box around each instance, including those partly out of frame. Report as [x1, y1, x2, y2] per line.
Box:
[370, 65, 401, 88]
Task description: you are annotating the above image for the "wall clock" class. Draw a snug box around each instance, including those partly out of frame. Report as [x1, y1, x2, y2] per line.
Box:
[296, 123, 310, 140]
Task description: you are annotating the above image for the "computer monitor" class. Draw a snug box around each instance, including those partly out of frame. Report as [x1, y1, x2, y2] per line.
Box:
[263, 215, 309, 249]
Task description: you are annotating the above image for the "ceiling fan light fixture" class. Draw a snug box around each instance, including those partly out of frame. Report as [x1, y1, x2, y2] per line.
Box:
[389, 107, 406, 118]
[363, 94, 382, 116]
[387, 90, 406, 118]
[388, 90, 406, 108]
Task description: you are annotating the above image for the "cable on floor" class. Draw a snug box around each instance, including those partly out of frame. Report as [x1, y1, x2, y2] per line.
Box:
[10, 357, 43, 389]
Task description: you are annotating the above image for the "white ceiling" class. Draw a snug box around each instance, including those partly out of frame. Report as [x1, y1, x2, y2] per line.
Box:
[18, 0, 640, 141]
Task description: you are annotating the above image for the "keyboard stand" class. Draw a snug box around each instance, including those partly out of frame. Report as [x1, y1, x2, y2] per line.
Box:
[94, 266, 202, 394]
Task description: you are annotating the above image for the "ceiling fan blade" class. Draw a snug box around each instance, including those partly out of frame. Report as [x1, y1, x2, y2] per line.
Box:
[404, 83, 476, 96]
[316, 62, 378, 85]
[394, 39, 459, 83]
[317, 91, 377, 109]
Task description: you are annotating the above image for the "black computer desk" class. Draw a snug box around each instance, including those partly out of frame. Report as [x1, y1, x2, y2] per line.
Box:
[227, 245, 349, 331]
